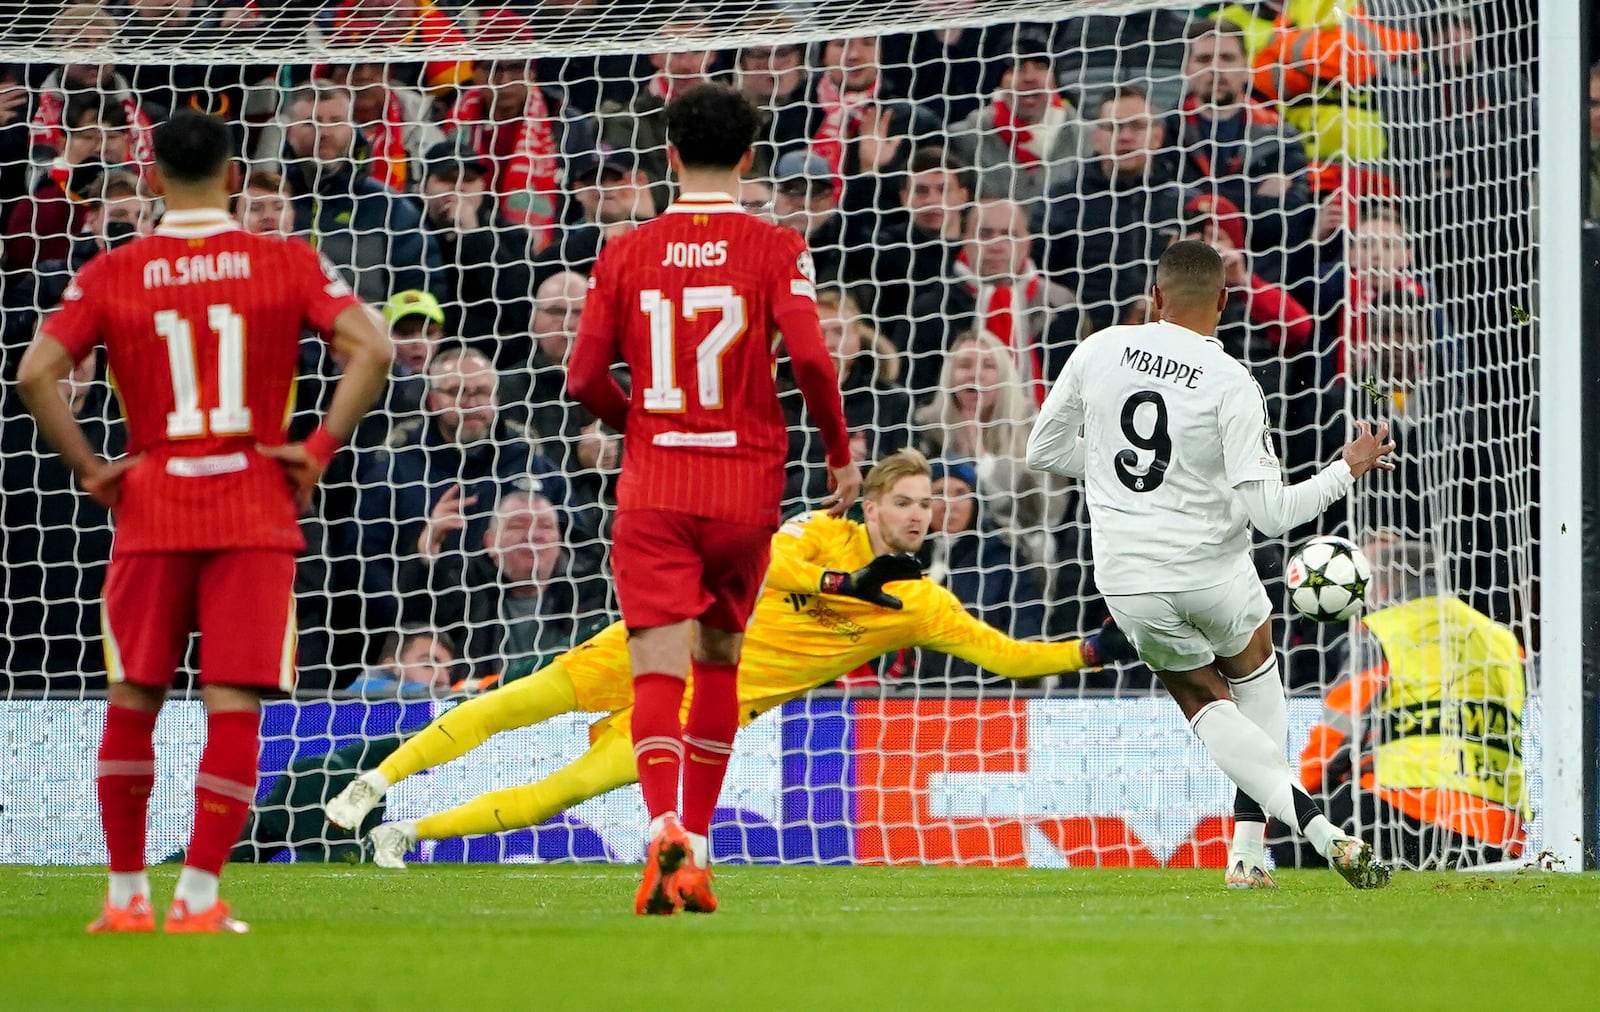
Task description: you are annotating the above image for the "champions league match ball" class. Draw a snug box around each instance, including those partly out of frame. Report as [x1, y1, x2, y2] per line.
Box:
[1285, 536, 1373, 622]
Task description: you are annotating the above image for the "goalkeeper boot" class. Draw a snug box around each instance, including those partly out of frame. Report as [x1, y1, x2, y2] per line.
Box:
[1328, 836, 1392, 890]
[1224, 857, 1277, 890]
[325, 772, 385, 831]
[164, 899, 249, 934]
[368, 821, 417, 870]
[635, 816, 691, 916]
[677, 862, 718, 914]
[86, 895, 155, 934]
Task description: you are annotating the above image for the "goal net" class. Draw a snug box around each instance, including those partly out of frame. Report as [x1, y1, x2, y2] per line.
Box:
[0, 0, 1542, 872]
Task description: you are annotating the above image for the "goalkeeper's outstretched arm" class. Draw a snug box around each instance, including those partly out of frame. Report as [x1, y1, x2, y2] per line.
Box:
[914, 585, 1137, 678]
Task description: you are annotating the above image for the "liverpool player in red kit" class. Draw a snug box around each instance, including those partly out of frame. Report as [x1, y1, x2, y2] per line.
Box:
[568, 84, 881, 915]
[16, 111, 391, 934]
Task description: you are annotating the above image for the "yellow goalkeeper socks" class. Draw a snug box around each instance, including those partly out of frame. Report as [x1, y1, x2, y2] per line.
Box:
[377, 665, 580, 787]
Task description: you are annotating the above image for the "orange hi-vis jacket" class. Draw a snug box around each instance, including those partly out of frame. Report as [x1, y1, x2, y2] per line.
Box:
[1251, 0, 1418, 102]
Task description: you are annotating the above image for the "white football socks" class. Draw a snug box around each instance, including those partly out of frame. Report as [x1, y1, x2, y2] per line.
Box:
[173, 867, 220, 912]
[1228, 655, 1287, 753]
[1190, 699, 1339, 859]
[108, 871, 149, 907]
[688, 832, 710, 868]
[648, 813, 678, 839]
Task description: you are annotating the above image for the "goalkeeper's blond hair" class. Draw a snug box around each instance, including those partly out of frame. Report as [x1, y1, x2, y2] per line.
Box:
[864, 448, 931, 500]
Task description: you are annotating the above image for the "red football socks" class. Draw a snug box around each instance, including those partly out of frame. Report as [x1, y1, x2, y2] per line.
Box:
[185, 709, 261, 876]
[631, 673, 687, 821]
[97, 705, 159, 874]
[681, 660, 739, 838]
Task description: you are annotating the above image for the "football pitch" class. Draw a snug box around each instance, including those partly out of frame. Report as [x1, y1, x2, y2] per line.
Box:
[3, 864, 1598, 1010]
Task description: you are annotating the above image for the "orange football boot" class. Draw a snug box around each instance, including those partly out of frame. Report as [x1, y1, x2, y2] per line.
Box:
[634, 818, 691, 916]
[164, 899, 250, 934]
[86, 896, 155, 934]
[676, 862, 718, 914]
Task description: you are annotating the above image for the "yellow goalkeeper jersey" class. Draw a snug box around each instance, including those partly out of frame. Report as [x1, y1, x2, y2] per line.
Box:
[558, 512, 1088, 721]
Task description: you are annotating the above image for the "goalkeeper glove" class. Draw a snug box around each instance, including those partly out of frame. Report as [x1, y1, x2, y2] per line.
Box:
[1079, 618, 1138, 666]
[819, 553, 923, 610]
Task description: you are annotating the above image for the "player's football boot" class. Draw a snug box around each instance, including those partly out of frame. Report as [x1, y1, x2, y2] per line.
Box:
[324, 773, 384, 831]
[1328, 836, 1392, 890]
[164, 899, 250, 934]
[676, 862, 719, 913]
[368, 821, 417, 870]
[634, 818, 691, 916]
[86, 895, 156, 934]
[1224, 858, 1277, 890]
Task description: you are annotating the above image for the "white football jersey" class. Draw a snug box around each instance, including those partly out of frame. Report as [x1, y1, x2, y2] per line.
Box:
[1031, 320, 1281, 594]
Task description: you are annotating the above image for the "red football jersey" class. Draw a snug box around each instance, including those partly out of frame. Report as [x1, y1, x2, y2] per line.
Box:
[42, 208, 361, 553]
[569, 192, 850, 527]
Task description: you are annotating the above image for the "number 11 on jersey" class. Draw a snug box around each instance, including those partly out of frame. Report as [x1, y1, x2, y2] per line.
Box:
[154, 303, 252, 439]
[639, 286, 747, 412]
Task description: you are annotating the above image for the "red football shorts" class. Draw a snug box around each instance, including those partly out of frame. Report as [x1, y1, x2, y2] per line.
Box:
[102, 550, 297, 692]
[612, 509, 773, 632]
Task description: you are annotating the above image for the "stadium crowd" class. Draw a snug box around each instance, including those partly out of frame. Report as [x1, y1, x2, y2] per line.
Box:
[0, 1, 1538, 695]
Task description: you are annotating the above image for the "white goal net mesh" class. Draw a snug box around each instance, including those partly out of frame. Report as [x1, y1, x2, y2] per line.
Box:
[0, 0, 1541, 872]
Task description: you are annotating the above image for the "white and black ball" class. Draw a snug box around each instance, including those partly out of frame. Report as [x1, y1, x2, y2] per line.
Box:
[1285, 536, 1372, 622]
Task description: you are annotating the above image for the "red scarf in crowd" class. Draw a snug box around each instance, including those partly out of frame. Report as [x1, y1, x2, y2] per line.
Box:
[448, 81, 560, 242]
[954, 250, 1047, 404]
[362, 90, 411, 192]
[31, 71, 154, 166]
[812, 72, 878, 195]
[990, 94, 1064, 166]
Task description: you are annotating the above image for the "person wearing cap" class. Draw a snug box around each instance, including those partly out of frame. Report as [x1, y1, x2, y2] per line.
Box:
[418, 138, 536, 342]
[568, 146, 660, 229]
[1168, 18, 1314, 261]
[950, 30, 1087, 211]
[771, 148, 847, 287]
[382, 290, 448, 378]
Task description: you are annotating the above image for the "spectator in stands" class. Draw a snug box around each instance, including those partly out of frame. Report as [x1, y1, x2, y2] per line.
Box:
[30, 4, 154, 168]
[950, 29, 1086, 212]
[320, 61, 445, 194]
[446, 59, 564, 242]
[525, 270, 589, 444]
[345, 628, 460, 698]
[0, 70, 29, 229]
[913, 333, 1064, 570]
[115, 0, 276, 125]
[918, 458, 1046, 685]
[382, 289, 446, 389]
[1171, 18, 1314, 258]
[807, 35, 939, 217]
[397, 489, 612, 679]
[783, 287, 912, 505]
[0, 349, 122, 689]
[283, 85, 442, 304]
[234, 169, 295, 236]
[598, 13, 716, 183]
[418, 139, 535, 343]
[252, 85, 315, 171]
[904, 194, 1078, 400]
[4, 94, 135, 274]
[1590, 61, 1600, 217]
[325, 0, 473, 94]
[80, 169, 154, 246]
[349, 347, 568, 625]
[1353, 292, 1447, 538]
[531, 145, 659, 287]
[732, 37, 811, 175]
[880, 24, 1015, 128]
[738, 177, 776, 222]
[772, 149, 847, 287]
[1039, 85, 1182, 333]
[849, 145, 972, 325]
[1342, 200, 1431, 355]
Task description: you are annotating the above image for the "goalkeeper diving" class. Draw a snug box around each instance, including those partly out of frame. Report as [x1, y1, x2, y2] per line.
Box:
[324, 448, 1136, 866]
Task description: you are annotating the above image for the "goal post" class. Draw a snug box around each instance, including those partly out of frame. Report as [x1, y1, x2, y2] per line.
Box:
[0, 0, 1577, 871]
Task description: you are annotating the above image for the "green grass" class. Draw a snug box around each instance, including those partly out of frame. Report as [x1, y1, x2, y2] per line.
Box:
[3, 865, 1599, 1010]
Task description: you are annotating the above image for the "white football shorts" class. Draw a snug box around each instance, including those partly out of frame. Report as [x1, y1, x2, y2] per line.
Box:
[1102, 564, 1272, 672]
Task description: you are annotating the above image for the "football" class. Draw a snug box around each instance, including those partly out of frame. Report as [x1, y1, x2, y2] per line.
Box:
[1285, 536, 1372, 622]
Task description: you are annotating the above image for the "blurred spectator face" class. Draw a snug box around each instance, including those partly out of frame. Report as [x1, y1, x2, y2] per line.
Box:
[1439, 15, 1477, 69]
[738, 44, 805, 102]
[1589, 70, 1600, 139]
[533, 271, 587, 363]
[237, 184, 295, 236]
[965, 199, 1031, 279]
[59, 16, 115, 90]
[865, 474, 933, 553]
[574, 169, 656, 225]
[1184, 29, 1249, 107]
[422, 170, 488, 231]
[1000, 58, 1057, 122]
[313, 90, 357, 165]
[739, 179, 775, 221]
[929, 475, 976, 535]
[824, 37, 880, 92]
[1349, 214, 1413, 282]
[903, 166, 969, 238]
[338, 63, 392, 123]
[818, 296, 863, 366]
[284, 93, 317, 160]
[575, 420, 621, 471]
[488, 61, 534, 121]
[649, 31, 715, 82]
[427, 350, 499, 444]
[389, 633, 454, 691]
[65, 108, 125, 168]
[774, 179, 837, 237]
[1092, 93, 1163, 177]
[102, 191, 153, 236]
[948, 337, 1002, 419]
[485, 492, 562, 586]
[391, 317, 443, 374]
